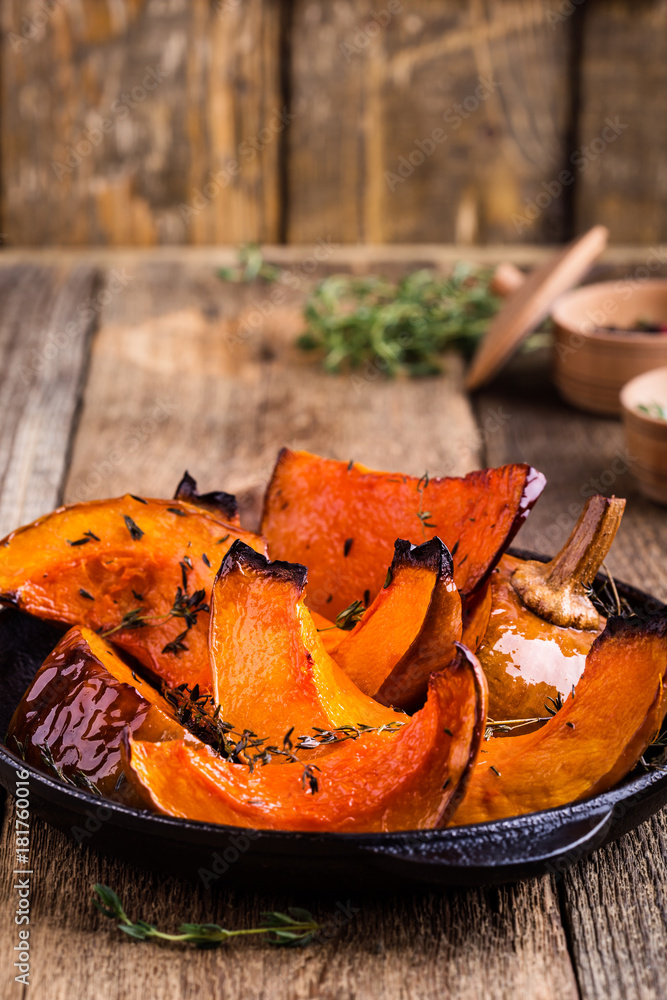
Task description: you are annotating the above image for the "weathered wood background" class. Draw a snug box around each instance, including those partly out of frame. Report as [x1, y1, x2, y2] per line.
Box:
[1, 0, 666, 246]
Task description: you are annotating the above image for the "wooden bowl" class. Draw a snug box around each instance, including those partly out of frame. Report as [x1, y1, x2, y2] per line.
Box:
[620, 366, 667, 505]
[552, 280, 667, 415]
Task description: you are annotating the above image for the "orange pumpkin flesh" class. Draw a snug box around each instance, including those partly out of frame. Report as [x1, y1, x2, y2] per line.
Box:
[7, 626, 184, 802]
[461, 581, 493, 653]
[452, 613, 667, 826]
[0, 493, 265, 691]
[209, 541, 405, 747]
[327, 538, 462, 711]
[261, 448, 545, 617]
[475, 555, 600, 723]
[126, 644, 488, 833]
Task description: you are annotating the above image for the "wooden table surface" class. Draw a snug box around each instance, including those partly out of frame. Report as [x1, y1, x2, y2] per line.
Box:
[1, 245, 667, 1000]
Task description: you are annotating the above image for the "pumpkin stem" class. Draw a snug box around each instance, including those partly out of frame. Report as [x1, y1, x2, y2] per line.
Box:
[510, 495, 626, 630]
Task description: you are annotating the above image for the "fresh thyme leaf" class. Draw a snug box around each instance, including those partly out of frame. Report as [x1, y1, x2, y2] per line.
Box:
[79, 588, 95, 601]
[217, 245, 281, 284]
[202, 553, 211, 567]
[334, 599, 365, 631]
[123, 515, 144, 541]
[130, 495, 148, 505]
[93, 884, 319, 948]
[167, 507, 188, 517]
[343, 538, 354, 557]
[67, 537, 92, 546]
[296, 264, 501, 377]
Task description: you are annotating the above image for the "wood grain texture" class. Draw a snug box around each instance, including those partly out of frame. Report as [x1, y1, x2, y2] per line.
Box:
[287, 0, 573, 244]
[61, 258, 482, 526]
[0, 0, 283, 246]
[576, 0, 667, 243]
[0, 263, 98, 534]
[0, 809, 577, 1000]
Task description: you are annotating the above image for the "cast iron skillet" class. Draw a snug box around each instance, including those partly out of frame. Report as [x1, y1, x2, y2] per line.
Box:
[0, 549, 666, 890]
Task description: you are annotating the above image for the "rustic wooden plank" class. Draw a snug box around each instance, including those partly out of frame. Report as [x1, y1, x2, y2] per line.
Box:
[0, 256, 582, 1000]
[0, 263, 99, 533]
[61, 258, 482, 525]
[576, 0, 667, 243]
[0, 0, 283, 245]
[287, 0, 573, 244]
[0, 811, 579, 1000]
[476, 348, 667, 1000]
[0, 261, 98, 996]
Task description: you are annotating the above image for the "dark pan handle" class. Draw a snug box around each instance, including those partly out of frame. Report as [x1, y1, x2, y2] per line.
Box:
[355, 805, 615, 881]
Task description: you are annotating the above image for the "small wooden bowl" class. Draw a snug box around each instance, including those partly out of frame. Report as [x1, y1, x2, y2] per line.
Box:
[620, 366, 667, 505]
[552, 280, 667, 416]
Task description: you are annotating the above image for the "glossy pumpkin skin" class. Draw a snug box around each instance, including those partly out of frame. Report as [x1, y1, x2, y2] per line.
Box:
[452, 613, 667, 825]
[0, 494, 266, 691]
[209, 541, 405, 746]
[127, 644, 488, 833]
[7, 626, 184, 803]
[475, 555, 601, 723]
[261, 448, 545, 617]
[328, 537, 462, 711]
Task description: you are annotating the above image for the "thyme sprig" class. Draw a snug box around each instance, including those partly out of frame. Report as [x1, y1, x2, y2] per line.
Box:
[317, 599, 366, 633]
[93, 885, 319, 948]
[484, 717, 551, 740]
[36, 742, 101, 795]
[297, 264, 501, 377]
[101, 586, 210, 653]
[162, 685, 406, 769]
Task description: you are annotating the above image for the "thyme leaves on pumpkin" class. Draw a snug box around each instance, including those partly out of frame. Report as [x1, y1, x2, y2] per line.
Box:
[36, 742, 101, 795]
[93, 884, 320, 949]
[123, 515, 144, 541]
[100, 587, 210, 644]
[317, 599, 366, 633]
[416, 471, 437, 541]
[67, 530, 100, 547]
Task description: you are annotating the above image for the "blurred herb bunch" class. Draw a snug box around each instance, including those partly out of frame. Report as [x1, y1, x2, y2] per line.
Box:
[218, 247, 502, 378]
[297, 264, 500, 377]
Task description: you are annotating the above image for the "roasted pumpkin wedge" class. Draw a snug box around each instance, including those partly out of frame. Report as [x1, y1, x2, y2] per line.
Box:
[173, 471, 240, 525]
[452, 613, 667, 826]
[0, 490, 266, 691]
[7, 626, 185, 803]
[476, 497, 624, 723]
[261, 448, 545, 616]
[208, 541, 406, 746]
[461, 581, 493, 653]
[126, 644, 488, 832]
[326, 537, 462, 711]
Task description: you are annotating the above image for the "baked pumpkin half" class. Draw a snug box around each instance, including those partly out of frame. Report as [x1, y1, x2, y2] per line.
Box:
[126, 643, 488, 832]
[260, 448, 545, 617]
[324, 537, 462, 711]
[452, 612, 667, 825]
[208, 540, 406, 746]
[0, 483, 266, 691]
[7, 626, 185, 803]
